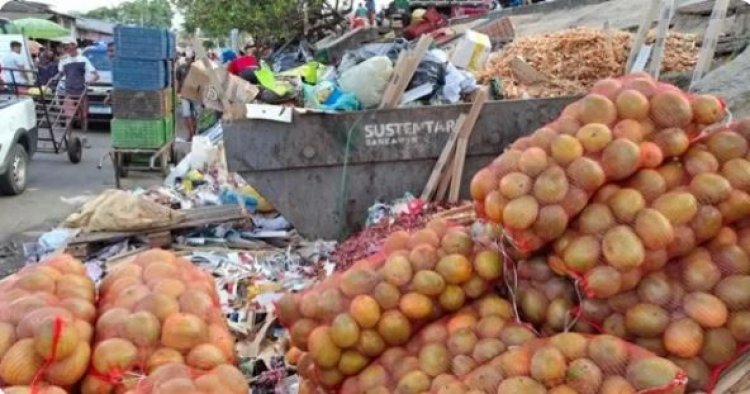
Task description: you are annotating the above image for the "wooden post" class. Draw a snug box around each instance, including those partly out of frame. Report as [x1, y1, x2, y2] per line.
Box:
[421, 114, 467, 201]
[647, 0, 676, 80]
[448, 88, 489, 203]
[626, 0, 661, 72]
[690, 0, 731, 90]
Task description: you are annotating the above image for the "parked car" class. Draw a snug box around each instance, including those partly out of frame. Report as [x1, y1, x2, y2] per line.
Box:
[82, 44, 113, 123]
[0, 96, 37, 195]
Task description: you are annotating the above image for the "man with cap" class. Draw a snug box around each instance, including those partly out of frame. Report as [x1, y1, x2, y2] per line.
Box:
[50, 38, 99, 134]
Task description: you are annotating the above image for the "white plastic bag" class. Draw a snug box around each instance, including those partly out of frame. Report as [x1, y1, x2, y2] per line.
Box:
[338, 56, 394, 108]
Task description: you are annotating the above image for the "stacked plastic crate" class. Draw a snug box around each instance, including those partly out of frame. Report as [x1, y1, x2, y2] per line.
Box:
[111, 26, 176, 149]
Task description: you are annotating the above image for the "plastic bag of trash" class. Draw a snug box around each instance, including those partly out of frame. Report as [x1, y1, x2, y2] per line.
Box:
[271, 42, 314, 73]
[338, 56, 394, 109]
[338, 39, 409, 74]
[303, 81, 361, 112]
[442, 63, 478, 104]
[407, 51, 447, 101]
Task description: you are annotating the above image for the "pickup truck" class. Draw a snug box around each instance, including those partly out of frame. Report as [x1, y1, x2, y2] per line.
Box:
[0, 96, 37, 195]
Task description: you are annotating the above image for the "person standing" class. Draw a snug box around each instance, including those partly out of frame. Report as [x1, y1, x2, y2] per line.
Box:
[36, 49, 58, 87]
[365, 0, 377, 26]
[355, 2, 368, 18]
[175, 51, 200, 141]
[2, 41, 30, 90]
[52, 39, 99, 137]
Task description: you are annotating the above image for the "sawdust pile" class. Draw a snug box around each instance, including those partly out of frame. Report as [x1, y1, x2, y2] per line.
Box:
[479, 27, 699, 99]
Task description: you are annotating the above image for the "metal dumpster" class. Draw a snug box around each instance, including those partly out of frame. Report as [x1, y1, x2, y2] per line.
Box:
[223, 96, 577, 240]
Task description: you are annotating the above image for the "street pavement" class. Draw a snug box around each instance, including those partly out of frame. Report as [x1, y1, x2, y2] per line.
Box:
[0, 128, 166, 275]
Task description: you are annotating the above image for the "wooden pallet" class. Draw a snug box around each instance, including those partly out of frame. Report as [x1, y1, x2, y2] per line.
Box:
[65, 205, 248, 257]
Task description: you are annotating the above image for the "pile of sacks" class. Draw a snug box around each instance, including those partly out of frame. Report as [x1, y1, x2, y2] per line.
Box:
[278, 72, 750, 393]
[0, 251, 248, 394]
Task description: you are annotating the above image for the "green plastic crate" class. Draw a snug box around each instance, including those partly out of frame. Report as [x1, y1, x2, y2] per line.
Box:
[111, 117, 172, 149]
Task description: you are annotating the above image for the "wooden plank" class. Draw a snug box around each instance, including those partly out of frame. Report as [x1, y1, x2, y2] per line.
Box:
[379, 35, 433, 109]
[648, 0, 677, 79]
[509, 57, 549, 84]
[690, 0, 732, 90]
[68, 205, 247, 245]
[448, 89, 489, 203]
[420, 114, 467, 201]
[626, 0, 660, 72]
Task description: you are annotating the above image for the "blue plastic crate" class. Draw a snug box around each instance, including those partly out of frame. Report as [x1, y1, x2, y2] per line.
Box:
[113, 59, 168, 90]
[114, 25, 168, 60]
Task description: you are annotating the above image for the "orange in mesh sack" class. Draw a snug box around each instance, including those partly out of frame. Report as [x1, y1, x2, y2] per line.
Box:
[511, 256, 582, 336]
[0, 254, 96, 392]
[471, 72, 727, 254]
[276, 220, 506, 388]
[328, 294, 537, 393]
[566, 222, 750, 393]
[80, 249, 247, 394]
[547, 119, 750, 300]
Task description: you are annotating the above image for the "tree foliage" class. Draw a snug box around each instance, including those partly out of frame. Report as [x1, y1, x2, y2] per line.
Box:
[82, 0, 173, 29]
[171, 0, 334, 42]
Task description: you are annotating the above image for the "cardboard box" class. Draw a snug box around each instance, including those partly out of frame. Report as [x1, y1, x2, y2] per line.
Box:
[450, 30, 492, 72]
[181, 61, 259, 114]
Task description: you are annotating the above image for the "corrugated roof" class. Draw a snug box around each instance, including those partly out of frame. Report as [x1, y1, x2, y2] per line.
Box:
[2, 11, 53, 20]
[76, 18, 115, 34]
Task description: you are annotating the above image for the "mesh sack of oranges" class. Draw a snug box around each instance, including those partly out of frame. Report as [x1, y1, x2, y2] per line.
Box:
[79, 249, 247, 394]
[116, 362, 248, 394]
[455, 333, 687, 393]
[510, 256, 582, 336]
[315, 294, 535, 392]
[328, 332, 685, 394]
[276, 220, 506, 387]
[0, 254, 96, 392]
[471, 72, 728, 254]
[546, 119, 750, 300]
[562, 222, 750, 393]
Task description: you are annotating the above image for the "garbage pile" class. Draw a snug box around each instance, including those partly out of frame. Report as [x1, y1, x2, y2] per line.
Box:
[479, 27, 699, 99]
[275, 72, 750, 393]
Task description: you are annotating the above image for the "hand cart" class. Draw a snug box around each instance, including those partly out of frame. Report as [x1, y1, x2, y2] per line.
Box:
[5, 70, 84, 164]
[104, 139, 176, 189]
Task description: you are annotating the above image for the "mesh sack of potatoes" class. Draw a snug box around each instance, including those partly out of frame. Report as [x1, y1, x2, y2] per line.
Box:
[276, 221, 506, 384]
[547, 120, 750, 300]
[0, 254, 96, 392]
[471, 73, 727, 254]
[79, 249, 247, 394]
[567, 223, 750, 393]
[320, 294, 537, 393]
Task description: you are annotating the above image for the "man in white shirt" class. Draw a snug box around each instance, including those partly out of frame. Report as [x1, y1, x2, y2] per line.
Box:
[50, 39, 99, 133]
[2, 41, 30, 87]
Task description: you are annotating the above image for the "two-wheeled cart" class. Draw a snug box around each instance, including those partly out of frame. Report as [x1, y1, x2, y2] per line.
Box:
[5, 70, 84, 164]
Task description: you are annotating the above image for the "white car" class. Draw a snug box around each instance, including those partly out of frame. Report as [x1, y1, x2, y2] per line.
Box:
[0, 96, 37, 195]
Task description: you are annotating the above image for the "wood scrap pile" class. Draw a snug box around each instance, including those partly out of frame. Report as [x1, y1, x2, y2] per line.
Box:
[478, 27, 699, 99]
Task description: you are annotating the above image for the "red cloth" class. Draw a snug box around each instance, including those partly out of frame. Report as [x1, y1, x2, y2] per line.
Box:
[228, 55, 259, 75]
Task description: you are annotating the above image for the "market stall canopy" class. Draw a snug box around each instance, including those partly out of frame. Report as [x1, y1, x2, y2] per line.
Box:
[13, 17, 69, 39]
